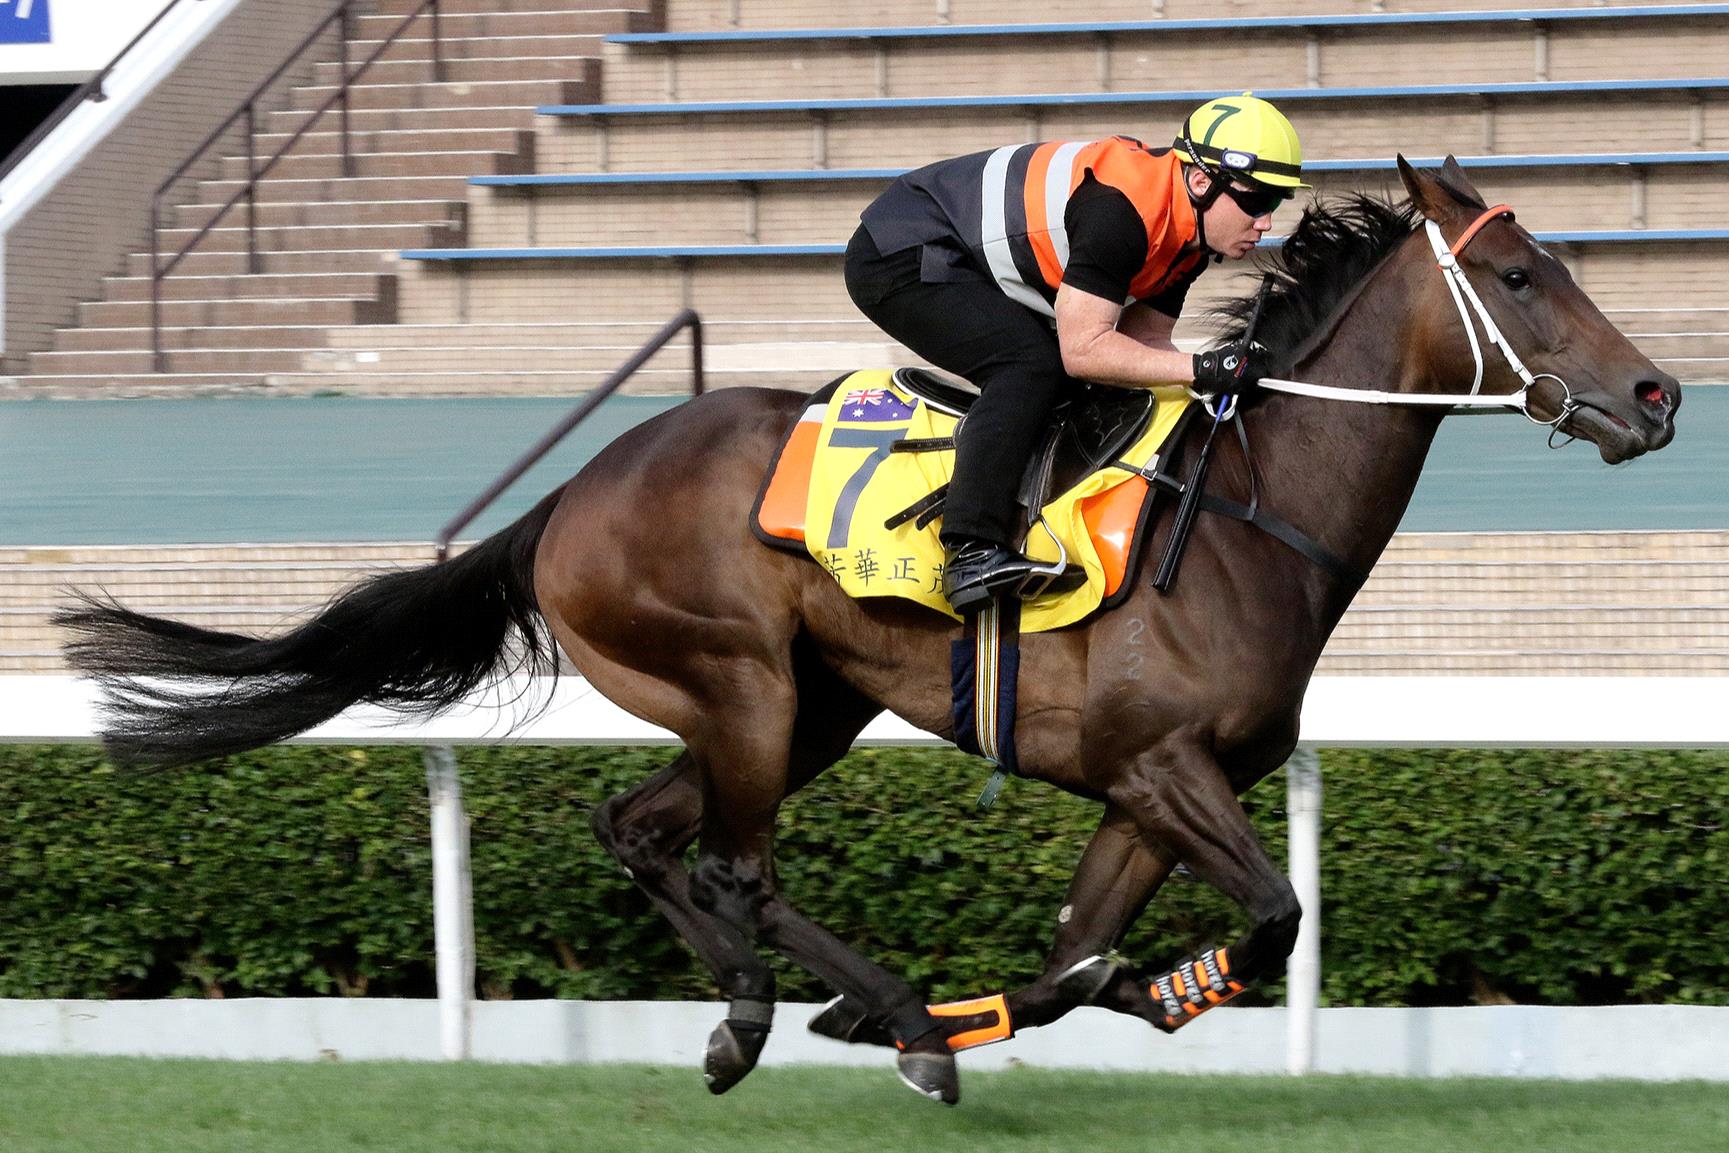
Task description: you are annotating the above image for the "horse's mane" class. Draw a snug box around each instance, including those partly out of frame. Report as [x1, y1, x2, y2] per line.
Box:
[1211, 194, 1420, 365]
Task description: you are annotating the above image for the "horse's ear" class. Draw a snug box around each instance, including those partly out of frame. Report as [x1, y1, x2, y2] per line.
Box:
[1435, 155, 1488, 211]
[1396, 153, 1454, 222]
[1397, 154, 1485, 222]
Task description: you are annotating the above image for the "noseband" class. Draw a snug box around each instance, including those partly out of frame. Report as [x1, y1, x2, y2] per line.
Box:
[1224, 202, 1584, 446]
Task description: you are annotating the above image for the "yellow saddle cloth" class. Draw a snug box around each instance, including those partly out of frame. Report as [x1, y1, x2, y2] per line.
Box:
[754, 369, 1192, 632]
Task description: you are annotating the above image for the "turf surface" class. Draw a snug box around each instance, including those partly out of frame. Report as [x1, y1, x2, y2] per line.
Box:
[2, 1059, 1726, 1153]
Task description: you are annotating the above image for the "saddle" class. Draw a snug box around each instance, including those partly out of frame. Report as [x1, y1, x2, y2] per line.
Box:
[752, 368, 1193, 632]
[887, 368, 1158, 541]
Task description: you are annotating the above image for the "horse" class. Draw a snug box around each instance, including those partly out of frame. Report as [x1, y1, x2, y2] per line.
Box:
[57, 157, 1679, 1104]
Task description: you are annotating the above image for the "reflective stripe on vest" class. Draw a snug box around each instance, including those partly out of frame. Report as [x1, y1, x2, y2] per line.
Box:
[978, 138, 1201, 318]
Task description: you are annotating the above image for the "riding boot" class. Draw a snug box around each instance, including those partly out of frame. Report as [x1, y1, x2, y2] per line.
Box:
[941, 537, 1041, 615]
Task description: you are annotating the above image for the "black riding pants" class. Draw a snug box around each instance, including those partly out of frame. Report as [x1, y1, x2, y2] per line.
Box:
[844, 224, 1075, 547]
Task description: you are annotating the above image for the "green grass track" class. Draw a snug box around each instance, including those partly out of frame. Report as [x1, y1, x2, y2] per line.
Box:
[2, 1059, 1726, 1153]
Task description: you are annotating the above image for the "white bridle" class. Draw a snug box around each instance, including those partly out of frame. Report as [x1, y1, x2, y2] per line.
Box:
[1207, 203, 1581, 435]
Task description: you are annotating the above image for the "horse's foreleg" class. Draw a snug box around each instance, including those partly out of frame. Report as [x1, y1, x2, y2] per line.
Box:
[1008, 805, 1179, 1028]
[1095, 732, 1302, 1032]
[809, 805, 1178, 1049]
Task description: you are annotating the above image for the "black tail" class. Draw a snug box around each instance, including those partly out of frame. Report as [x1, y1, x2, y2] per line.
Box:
[54, 488, 565, 769]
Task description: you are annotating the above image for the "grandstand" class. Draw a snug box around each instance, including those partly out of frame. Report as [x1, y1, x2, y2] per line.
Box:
[1, 0, 1725, 675]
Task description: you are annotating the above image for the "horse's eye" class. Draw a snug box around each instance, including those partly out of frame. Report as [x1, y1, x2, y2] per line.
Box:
[1502, 268, 1532, 291]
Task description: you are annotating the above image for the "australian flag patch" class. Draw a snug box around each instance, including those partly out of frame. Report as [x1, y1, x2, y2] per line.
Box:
[838, 386, 916, 423]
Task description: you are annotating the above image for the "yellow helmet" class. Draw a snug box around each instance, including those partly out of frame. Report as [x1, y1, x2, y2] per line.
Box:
[1173, 92, 1308, 191]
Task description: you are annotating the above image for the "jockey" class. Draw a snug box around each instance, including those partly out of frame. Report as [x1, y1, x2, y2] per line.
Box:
[845, 93, 1306, 614]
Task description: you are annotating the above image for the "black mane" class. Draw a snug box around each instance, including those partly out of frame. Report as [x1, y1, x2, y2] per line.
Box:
[1212, 194, 1420, 364]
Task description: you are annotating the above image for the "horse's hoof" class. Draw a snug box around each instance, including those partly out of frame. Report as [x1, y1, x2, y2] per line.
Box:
[808, 996, 893, 1048]
[895, 1050, 960, 1105]
[703, 1019, 769, 1095]
[1056, 953, 1121, 1004]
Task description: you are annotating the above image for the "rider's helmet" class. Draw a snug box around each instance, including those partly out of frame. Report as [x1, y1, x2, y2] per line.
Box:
[1173, 92, 1308, 198]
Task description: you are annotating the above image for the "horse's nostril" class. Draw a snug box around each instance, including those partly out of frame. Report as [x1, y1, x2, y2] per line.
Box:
[1636, 381, 1670, 410]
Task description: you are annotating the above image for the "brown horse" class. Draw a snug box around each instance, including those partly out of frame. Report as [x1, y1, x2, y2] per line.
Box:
[58, 158, 1678, 1103]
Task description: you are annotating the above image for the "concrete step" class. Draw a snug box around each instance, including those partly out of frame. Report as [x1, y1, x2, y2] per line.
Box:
[262, 103, 539, 136]
[288, 74, 593, 114]
[29, 347, 321, 377]
[659, 0, 1693, 32]
[219, 148, 529, 183]
[4, 372, 274, 398]
[319, 317, 886, 348]
[102, 270, 396, 303]
[197, 173, 473, 204]
[155, 221, 461, 256]
[54, 325, 339, 353]
[174, 197, 463, 231]
[1628, 332, 1729, 358]
[597, 17, 1729, 103]
[128, 248, 399, 278]
[539, 91, 1724, 174]
[254, 125, 532, 158]
[354, 32, 609, 65]
[313, 51, 600, 89]
[79, 294, 396, 329]
[1608, 307, 1729, 331]
[1, 366, 824, 398]
[460, 168, 1729, 248]
[353, 8, 653, 41]
[371, 0, 654, 16]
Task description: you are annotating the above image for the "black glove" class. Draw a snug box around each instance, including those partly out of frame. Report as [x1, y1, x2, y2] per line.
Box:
[1192, 341, 1271, 395]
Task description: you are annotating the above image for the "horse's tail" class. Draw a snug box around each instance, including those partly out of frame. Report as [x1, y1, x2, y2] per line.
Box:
[54, 487, 566, 769]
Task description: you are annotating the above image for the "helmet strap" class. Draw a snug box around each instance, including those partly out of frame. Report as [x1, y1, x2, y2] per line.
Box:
[1182, 150, 1230, 263]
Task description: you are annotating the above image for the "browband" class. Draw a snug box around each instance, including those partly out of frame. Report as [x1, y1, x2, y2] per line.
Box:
[1448, 204, 1516, 257]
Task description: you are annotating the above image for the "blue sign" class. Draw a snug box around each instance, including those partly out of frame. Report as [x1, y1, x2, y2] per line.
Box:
[0, 0, 51, 45]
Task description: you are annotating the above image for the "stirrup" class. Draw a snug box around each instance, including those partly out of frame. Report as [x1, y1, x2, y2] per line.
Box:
[1013, 516, 1075, 600]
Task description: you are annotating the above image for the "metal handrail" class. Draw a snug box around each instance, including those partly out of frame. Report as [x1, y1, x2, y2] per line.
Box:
[434, 310, 707, 561]
[150, 0, 446, 371]
[0, 0, 210, 195]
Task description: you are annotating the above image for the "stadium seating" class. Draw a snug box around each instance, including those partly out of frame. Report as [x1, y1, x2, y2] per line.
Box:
[9, 0, 1729, 396]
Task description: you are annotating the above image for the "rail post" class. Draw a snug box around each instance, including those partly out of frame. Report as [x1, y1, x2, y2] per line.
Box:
[424, 746, 474, 1060]
[1285, 746, 1323, 1075]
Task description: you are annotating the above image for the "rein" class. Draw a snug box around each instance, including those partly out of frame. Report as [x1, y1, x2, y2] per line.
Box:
[1210, 203, 1584, 446]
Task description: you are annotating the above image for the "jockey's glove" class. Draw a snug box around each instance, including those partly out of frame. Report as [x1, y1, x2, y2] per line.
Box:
[1192, 340, 1272, 396]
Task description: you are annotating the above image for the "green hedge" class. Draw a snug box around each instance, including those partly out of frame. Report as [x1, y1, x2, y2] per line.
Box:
[1, 744, 1724, 1006]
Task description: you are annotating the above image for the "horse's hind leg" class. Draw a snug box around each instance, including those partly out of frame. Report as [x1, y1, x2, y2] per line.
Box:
[593, 657, 882, 1094]
[685, 688, 959, 1104]
[592, 753, 774, 1092]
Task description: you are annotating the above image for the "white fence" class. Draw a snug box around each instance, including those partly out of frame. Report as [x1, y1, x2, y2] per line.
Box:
[4, 674, 1728, 1079]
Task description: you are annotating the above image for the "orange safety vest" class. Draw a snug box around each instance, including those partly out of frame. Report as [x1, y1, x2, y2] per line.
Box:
[861, 136, 1205, 318]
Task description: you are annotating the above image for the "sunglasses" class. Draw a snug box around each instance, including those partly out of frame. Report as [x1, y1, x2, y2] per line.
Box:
[1219, 181, 1290, 218]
